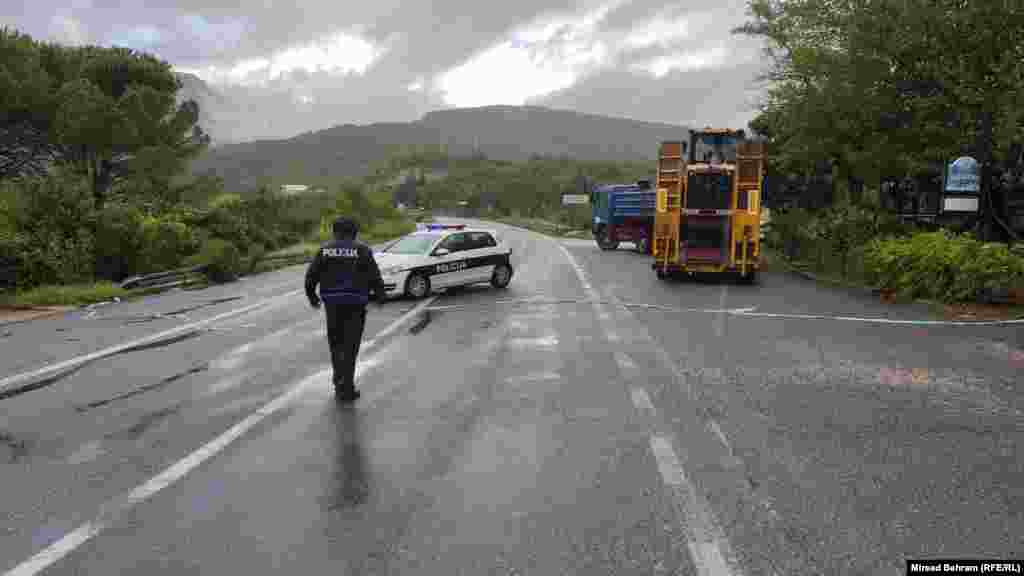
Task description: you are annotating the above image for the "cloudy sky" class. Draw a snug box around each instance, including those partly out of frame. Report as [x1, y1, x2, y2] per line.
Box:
[3, 0, 770, 142]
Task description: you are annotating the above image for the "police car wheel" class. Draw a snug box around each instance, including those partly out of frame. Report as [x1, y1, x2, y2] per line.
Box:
[491, 264, 512, 289]
[404, 273, 430, 299]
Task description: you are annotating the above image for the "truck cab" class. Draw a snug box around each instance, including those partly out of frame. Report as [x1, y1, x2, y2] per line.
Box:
[652, 128, 766, 282]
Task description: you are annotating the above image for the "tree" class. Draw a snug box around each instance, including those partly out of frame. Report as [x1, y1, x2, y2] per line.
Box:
[51, 45, 209, 207]
[0, 28, 60, 179]
[0, 29, 209, 207]
[736, 0, 1024, 199]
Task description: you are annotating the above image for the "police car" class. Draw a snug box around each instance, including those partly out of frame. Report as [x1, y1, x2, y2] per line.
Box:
[374, 224, 514, 299]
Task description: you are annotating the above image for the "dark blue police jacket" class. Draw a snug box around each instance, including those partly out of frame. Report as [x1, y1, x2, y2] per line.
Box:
[304, 238, 384, 306]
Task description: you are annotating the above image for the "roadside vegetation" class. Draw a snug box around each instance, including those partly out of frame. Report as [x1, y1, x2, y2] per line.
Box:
[374, 144, 649, 234]
[0, 28, 414, 308]
[737, 0, 1024, 307]
[765, 205, 1024, 305]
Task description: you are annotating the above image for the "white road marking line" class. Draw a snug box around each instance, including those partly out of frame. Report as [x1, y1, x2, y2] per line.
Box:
[555, 240, 744, 576]
[615, 351, 638, 371]
[506, 371, 560, 384]
[66, 441, 105, 466]
[650, 435, 687, 486]
[4, 295, 436, 576]
[709, 420, 732, 453]
[728, 310, 1024, 326]
[506, 335, 559, 349]
[689, 542, 734, 576]
[0, 289, 305, 395]
[631, 387, 655, 414]
[714, 286, 729, 337]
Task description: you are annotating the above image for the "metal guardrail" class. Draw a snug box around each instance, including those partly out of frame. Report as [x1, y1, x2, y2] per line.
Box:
[117, 242, 393, 291]
[120, 265, 208, 290]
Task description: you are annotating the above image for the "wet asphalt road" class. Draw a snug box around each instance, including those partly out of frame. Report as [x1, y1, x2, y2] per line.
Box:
[1, 219, 1022, 575]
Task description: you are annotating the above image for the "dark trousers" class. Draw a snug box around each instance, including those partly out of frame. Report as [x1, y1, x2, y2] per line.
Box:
[324, 303, 367, 392]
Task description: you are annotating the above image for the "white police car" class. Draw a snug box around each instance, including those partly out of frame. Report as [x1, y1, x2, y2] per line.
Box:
[375, 224, 514, 299]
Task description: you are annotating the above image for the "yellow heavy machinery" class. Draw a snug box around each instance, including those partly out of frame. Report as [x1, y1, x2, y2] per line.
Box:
[652, 128, 766, 284]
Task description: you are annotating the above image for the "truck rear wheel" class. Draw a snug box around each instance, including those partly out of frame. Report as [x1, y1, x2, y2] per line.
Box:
[595, 227, 619, 251]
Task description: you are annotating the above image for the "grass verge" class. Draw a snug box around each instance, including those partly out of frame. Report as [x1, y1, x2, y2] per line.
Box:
[0, 282, 170, 308]
[492, 216, 590, 238]
[764, 246, 1024, 320]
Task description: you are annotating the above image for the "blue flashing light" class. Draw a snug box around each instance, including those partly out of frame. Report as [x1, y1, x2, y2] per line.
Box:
[425, 224, 466, 230]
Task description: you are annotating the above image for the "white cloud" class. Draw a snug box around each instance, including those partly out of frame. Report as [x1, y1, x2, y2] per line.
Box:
[50, 15, 88, 46]
[177, 30, 385, 87]
[632, 44, 728, 78]
[437, 1, 624, 107]
[622, 11, 698, 50]
[435, 1, 746, 108]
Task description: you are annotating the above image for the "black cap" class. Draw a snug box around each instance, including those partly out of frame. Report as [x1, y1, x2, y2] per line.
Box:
[333, 217, 358, 238]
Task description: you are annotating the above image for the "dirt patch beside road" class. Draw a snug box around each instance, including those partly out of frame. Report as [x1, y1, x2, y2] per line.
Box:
[0, 306, 75, 326]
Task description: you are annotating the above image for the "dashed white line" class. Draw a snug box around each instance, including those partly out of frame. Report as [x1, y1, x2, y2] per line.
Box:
[556, 241, 743, 576]
[615, 351, 638, 371]
[630, 387, 656, 414]
[507, 371, 560, 384]
[506, 335, 559, 350]
[649, 435, 687, 485]
[5, 295, 436, 576]
[714, 286, 729, 337]
[66, 441, 105, 466]
[708, 420, 732, 452]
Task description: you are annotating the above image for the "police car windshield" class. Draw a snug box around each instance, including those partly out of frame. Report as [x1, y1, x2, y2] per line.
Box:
[384, 234, 439, 255]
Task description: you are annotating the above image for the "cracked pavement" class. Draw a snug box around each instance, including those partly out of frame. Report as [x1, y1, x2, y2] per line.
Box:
[1, 220, 1021, 575]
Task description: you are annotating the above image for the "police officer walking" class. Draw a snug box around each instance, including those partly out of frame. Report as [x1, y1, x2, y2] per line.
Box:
[305, 217, 384, 403]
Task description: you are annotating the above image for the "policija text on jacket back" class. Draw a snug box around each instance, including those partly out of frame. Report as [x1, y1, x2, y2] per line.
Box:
[305, 217, 385, 404]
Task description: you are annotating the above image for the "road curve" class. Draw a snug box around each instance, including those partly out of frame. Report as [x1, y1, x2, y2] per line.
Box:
[1, 220, 1021, 575]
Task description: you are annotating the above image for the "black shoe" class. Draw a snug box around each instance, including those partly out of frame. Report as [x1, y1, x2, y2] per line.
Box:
[335, 389, 361, 404]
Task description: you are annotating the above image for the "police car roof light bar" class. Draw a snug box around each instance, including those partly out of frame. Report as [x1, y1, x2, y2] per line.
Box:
[426, 224, 466, 230]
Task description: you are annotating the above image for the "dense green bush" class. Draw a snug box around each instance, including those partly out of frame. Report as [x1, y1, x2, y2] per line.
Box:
[202, 193, 252, 252]
[139, 215, 199, 273]
[243, 244, 266, 275]
[767, 203, 917, 280]
[0, 184, 19, 287]
[189, 238, 243, 283]
[93, 202, 146, 280]
[864, 230, 1024, 302]
[11, 172, 96, 287]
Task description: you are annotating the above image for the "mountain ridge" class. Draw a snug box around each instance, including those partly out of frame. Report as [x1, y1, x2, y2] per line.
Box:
[179, 77, 697, 193]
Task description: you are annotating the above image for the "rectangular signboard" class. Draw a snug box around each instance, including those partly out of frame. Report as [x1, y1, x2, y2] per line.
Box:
[942, 196, 979, 213]
[944, 157, 980, 193]
[562, 194, 589, 205]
